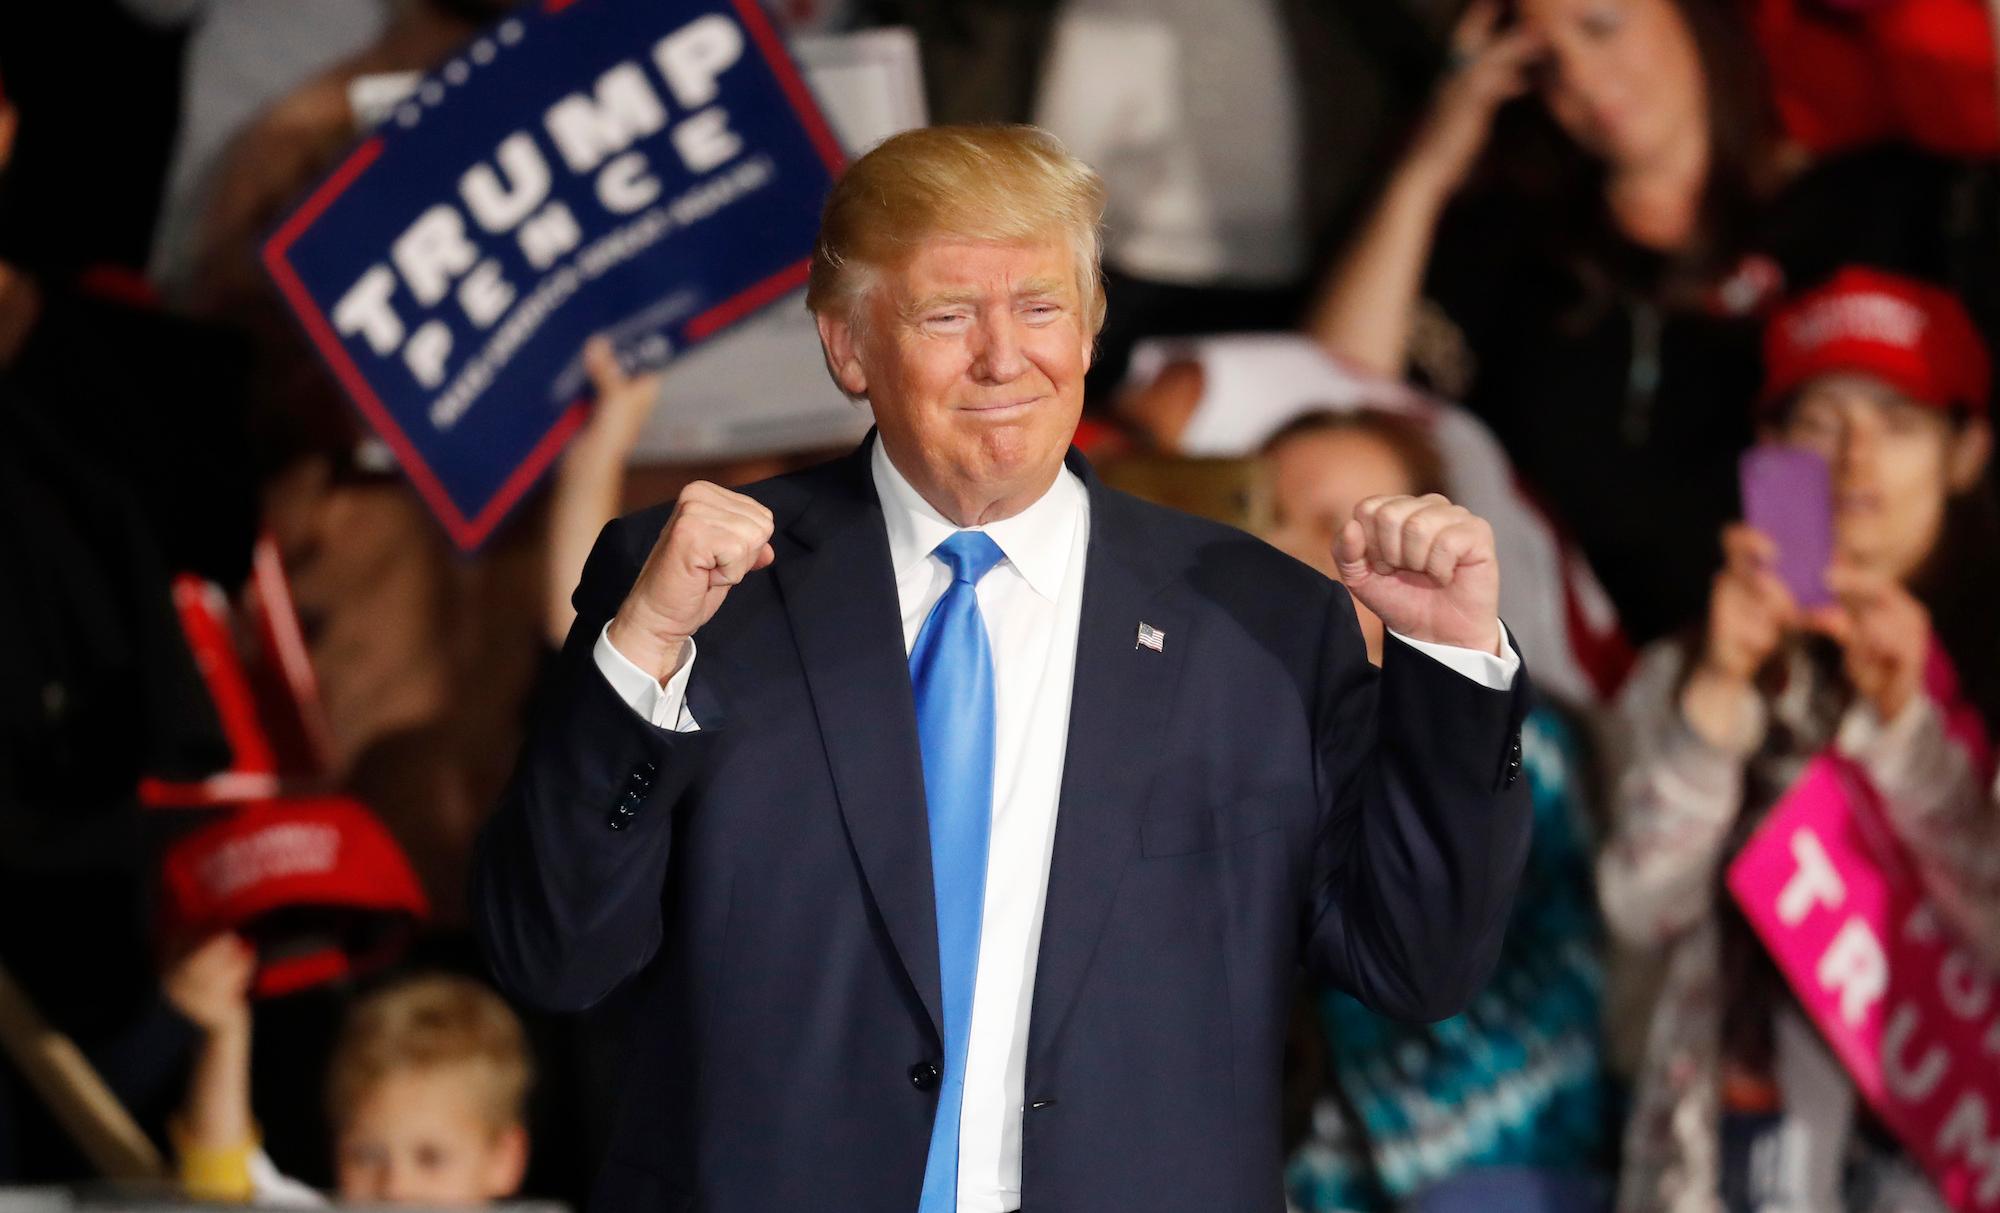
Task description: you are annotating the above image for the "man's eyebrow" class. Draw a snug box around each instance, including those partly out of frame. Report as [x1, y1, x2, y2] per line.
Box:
[904, 278, 1074, 316]
[1014, 277, 1069, 299]
[903, 288, 982, 317]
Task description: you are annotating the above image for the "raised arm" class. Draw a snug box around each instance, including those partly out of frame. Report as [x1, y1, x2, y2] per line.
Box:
[165, 935, 258, 1202]
[1301, 493, 1533, 1021]
[1595, 644, 1751, 947]
[1304, 0, 1542, 376]
[1597, 526, 1787, 945]
[1303, 619, 1531, 1022]
[544, 337, 665, 647]
[474, 481, 774, 1012]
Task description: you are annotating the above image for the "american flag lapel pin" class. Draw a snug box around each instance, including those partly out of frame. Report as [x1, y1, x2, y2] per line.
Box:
[1135, 622, 1166, 652]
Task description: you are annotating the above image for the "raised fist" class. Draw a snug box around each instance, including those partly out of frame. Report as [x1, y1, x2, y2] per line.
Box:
[605, 481, 775, 682]
[1333, 493, 1502, 655]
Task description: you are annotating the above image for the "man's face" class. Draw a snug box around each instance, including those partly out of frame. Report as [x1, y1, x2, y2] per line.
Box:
[820, 236, 1091, 522]
[334, 1065, 526, 1205]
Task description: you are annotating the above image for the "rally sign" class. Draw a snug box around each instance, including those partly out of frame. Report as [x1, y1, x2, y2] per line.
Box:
[264, 0, 843, 549]
[1729, 754, 2000, 1211]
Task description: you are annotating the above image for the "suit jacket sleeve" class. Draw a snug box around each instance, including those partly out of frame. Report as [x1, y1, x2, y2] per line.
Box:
[1301, 587, 1534, 1022]
[472, 517, 714, 1012]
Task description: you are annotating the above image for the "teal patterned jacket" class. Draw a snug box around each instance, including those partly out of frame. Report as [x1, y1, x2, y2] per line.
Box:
[1287, 701, 1610, 1210]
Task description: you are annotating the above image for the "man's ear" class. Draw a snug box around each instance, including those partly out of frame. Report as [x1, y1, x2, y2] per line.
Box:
[815, 310, 870, 399]
[1947, 417, 1992, 492]
[482, 1125, 529, 1199]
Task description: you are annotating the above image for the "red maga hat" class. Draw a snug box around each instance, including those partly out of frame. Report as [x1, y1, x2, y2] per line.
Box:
[1760, 266, 1990, 417]
[159, 797, 430, 998]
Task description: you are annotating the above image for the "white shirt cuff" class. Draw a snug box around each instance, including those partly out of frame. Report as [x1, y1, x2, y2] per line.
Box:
[1389, 622, 1519, 691]
[593, 624, 700, 731]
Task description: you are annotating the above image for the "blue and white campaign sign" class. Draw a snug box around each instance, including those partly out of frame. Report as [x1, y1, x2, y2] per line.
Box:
[264, 0, 844, 549]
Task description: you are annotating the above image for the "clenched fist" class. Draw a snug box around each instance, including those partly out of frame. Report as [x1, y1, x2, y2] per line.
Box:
[1333, 493, 1501, 655]
[163, 933, 256, 1037]
[606, 481, 775, 683]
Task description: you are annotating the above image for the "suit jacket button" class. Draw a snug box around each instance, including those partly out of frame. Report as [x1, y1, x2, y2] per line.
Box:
[909, 1062, 941, 1091]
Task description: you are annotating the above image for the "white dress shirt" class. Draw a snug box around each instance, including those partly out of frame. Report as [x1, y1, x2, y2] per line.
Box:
[593, 441, 1519, 1210]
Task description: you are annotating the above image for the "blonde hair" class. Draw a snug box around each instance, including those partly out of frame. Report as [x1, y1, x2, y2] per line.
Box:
[805, 124, 1108, 337]
[326, 975, 532, 1134]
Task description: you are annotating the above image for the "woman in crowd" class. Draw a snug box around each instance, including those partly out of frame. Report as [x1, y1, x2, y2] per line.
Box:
[1600, 267, 2000, 1212]
[1267, 410, 1613, 1212]
[1308, 0, 1996, 644]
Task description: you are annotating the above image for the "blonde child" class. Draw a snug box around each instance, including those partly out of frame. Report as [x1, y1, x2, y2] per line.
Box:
[174, 942, 531, 1206]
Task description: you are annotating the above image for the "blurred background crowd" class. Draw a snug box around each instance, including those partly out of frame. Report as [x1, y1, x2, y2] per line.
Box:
[3, 0, 1999, 1209]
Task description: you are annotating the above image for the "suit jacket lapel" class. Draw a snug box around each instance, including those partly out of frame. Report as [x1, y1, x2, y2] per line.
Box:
[1029, 458, 1190, 1070]
[774, 442, 944, 1043]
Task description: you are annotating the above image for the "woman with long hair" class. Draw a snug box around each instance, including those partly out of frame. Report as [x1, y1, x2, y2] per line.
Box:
[1308, 0, 1993, 644]
[1599, 268, 2000, 1212]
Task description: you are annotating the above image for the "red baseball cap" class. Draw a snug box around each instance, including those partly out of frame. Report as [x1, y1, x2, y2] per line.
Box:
[1760, 266, 1990, 418]
[159, 798, 430, 997]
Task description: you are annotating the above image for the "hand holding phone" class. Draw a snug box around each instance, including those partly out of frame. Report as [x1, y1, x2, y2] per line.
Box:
[1738, 445, 1835, 609]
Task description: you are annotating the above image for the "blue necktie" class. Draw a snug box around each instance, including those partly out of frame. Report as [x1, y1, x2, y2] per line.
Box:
[911, 531, 1005, 1213]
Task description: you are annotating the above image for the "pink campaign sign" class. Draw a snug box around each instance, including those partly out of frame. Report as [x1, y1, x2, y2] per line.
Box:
[1729, 754, 2000, 1211]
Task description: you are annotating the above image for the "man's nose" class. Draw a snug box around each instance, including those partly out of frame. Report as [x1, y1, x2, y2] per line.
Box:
[970, 316, 1027, 383]
[378, 1162, 420, 1204]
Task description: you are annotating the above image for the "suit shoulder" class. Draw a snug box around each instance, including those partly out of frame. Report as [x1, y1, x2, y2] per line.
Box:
[1101, 486, 1337, 607]
[733, 457, 847, 522]
[606, 455, 850, 557]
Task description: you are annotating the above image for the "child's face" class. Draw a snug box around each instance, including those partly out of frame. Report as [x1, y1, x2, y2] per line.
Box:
[334, 1064, 527, 1205]
[1266, 426, 1417, 664]
[1777, 372, 1990, 580]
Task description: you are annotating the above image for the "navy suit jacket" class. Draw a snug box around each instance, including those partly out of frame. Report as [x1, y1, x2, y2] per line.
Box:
[474, 441, 1532, 1212]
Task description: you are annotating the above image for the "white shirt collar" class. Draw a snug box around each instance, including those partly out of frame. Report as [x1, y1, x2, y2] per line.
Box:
[870, 436, 1084, 604]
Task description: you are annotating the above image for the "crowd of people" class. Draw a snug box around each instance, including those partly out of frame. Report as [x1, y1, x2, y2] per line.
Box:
[3, 0, 1999, 1209]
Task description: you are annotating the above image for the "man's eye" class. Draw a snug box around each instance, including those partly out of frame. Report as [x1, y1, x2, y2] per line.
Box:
[1580, 5, 1625, 36]
[925, 312, 970, 328]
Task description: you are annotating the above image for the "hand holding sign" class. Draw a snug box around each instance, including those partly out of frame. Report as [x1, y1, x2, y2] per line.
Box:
[1730, 752, 2000, 1213]
[607, 482, 776, 682]
[573, 336, 666, 462]
[265, 0, 842, 549]
[545, 337, 670, 646]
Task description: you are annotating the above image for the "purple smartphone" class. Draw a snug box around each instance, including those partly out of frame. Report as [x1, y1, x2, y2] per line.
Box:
[1739, 445, 1836, 608]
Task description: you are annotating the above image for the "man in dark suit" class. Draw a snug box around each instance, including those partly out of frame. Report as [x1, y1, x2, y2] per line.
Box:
[474, 125, 1531, 1213]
